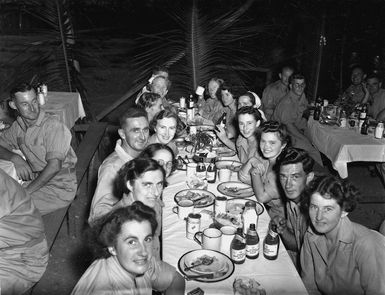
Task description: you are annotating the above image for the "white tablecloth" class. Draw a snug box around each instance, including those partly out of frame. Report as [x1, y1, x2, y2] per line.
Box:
[308, 118, 385, 178]
[162, 168, 308, 295]
[43, 91, 86, 130]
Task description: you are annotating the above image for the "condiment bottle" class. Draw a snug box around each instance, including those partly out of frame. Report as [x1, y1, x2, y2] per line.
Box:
[263, 222, 280, 260]
[206, 158, 217, 183]
[359, 104, 367, 120]
[196, 161, 206, 180]
[246, 224, 259, 259]
[230, 228, 246, 264]
[242, 201, 258, 235]
[313, 97, 322, 121]
[375, 121, 384, 139]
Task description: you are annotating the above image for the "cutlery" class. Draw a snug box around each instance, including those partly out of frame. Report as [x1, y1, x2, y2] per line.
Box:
[192, 195, 208, 205]
[184, 273, 214, 281]
[184, 256, 214, 271]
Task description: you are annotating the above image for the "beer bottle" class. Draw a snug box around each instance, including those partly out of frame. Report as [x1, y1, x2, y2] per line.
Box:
[263, 222, 280, 260]
[206, 158, 217, 183]
[231, 228, 246, 264]
[246, 224, 259, 259]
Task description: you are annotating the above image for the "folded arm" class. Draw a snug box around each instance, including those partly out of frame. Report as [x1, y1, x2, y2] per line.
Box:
[25, 158, 62, 194]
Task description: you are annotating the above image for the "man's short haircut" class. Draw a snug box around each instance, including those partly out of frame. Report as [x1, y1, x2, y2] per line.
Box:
[289, 74, 306, 84]
[277, 147, 314, 174]
[150, 75, 171, 90]
[351, 65, 365, 74]
[366, 72, 381, 82]
[119, 107, 148, 128]
[281, 65, 294, 74]
[10, 82, 34, 100]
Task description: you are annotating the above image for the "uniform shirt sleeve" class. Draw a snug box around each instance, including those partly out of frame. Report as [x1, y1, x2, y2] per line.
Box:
[148, 257, 176, 292]
[43, 119, 72, 161]
[0, 122, 19, 150]
[300, 233, 322, 295]
[355, 232, 385, 295]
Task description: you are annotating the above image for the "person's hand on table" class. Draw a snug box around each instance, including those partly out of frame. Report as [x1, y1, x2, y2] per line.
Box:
[11, 154, 33, 181]
[271, 216, 287, 234]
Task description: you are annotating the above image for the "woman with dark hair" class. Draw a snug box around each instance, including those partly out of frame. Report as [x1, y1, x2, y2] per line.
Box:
[301, 174, 385, 295]
[139, 143, 175, 178]
[72, 202, 185, 294]
[216, 106, 263, 184]
[148, 109, 182, 156]
[238, 91, 267, 121]
[136, 92, 164, 122]
[216, 82, 239, 139]
[249, 121, 290, 215]
[199, 77, 225, 123]
[114, 158, 166, 259]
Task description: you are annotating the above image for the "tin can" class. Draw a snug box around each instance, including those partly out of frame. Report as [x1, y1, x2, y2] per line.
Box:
[186, 213, 201, 239]
[215, 196, 227, 215]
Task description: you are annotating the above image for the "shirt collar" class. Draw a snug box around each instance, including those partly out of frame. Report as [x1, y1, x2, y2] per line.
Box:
[115, 139, 134, 162]
[16, 109, 46, 131]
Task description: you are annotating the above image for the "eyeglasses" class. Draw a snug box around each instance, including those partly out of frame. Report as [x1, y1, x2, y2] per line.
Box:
[156, 159, 173, 169]
[293, 83, 306, 89]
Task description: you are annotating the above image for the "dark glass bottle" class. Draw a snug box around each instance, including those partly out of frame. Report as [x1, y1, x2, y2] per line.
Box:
[231, 228, 246, 264]
[206, 158, 217, 183]
[361, 118, 369, 135]
[359, 104, 367, 120]
[187, 94, 195, 122]
[263, 223, 280, 260]
[196, 161, 206, 180]
[313, 97, 322, 121]
[246, 224, 259, 259]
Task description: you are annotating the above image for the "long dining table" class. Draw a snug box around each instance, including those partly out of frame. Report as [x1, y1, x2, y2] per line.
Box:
[307, 117, 385, 178]
[162, 155, 308, 295]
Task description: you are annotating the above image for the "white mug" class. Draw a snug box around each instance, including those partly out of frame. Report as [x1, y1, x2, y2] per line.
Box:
[218, 168, 232, 182]
[172, 200, 194, 220]
[194, 228, 222, 251]
[220, 225, 237, 256]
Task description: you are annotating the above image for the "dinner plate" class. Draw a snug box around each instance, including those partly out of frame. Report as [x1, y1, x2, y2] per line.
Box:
[174, 189, 215, 208]
[217, 181, 254, 198]
[184, 254, 227, 274]
[178, 249, 234, 282]
[191, 124, 215, 131]
[226, 198, 264, 215]
[215, 147, 236, 158]
[216, 160, 242, 171]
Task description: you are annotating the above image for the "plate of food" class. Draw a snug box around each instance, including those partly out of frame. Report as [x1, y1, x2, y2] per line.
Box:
[216, 160, 242, 171]
[226, 198, 264, 216]
[178, 249, 234, 283]
[217, 181, 254, 198]
[213, 146, 237, 158]
[174, 189, 215, 208]
[214, 212, 243, 229]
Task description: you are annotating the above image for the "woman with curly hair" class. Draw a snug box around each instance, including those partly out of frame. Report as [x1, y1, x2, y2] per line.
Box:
[300, 174, 385, 295]
[147, 109, 183, 156]
[249, 121, 290, 216]
[72, 202, 185, 295]
[139, 143, 175, 178]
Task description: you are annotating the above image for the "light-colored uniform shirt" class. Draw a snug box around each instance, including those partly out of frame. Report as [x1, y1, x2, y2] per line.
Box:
[261, 80, 289, 120]
[0, 169, 49, 295]
[273, 91, 322, 165]
[0, 110, 77, 215]
[284, 199, 308, 268]
[236, 135, 260, 184]
[88, 139, 133, 224]
[343, 84, 366, 104]
[369, 88, 385, 119]
[301, 217, 385, 295]
[71, 255, 175, 295]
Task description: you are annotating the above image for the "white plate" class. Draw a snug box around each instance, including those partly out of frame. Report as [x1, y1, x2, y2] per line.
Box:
[217, 181, 254, 198]
[178, 249, 234, 282]
[216, 160, 242, 171]
[226, 198, 264, 215]
[174, 189, 215, 208]
[184, 253, 227, 274]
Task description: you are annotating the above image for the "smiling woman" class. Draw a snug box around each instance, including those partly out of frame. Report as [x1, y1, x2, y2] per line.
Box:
[71, 202, 185, 295]
[300, 174, 385, 295]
